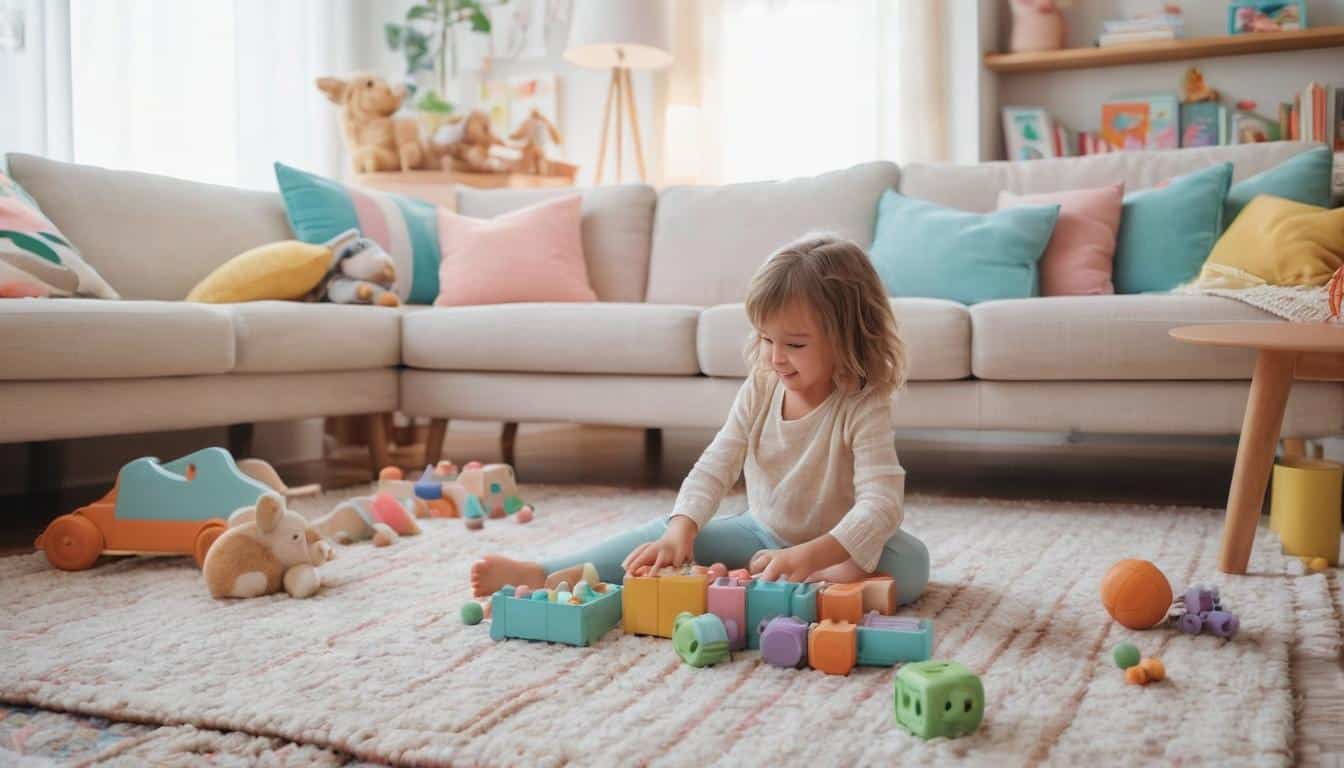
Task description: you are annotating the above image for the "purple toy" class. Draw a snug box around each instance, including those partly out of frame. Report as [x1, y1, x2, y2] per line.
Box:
[1172, 585, 1239, 638]
[759, 616, 810, 668]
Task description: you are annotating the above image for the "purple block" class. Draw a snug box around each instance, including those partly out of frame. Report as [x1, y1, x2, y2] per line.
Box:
[760, 616, 809, 668]
[1178, 612, 1203, 635]
[1185, 586, 1216, 614]
[1204, 610, 1239, 638]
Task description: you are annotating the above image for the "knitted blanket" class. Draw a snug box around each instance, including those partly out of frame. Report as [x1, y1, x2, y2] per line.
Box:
[1175, 283, 1337, 323]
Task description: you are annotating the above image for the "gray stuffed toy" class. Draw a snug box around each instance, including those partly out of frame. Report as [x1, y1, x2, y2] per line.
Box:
[307, 229, 401, 306]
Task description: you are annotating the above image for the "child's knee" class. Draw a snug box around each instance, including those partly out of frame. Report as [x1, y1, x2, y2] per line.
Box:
[886, 531, 930, 606]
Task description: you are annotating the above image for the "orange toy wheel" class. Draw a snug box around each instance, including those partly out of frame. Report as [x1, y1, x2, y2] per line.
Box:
[193, 522, 228, 568]
[40, 514, 105, 571]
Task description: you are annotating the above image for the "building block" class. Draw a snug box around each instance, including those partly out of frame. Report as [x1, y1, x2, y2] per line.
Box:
[808, 619, 857, 676]
[861, 576, 897, 615]
[856, 612, 934, 666]
[759, 616, 810, 668]
[673, 612, 732, 668]
[490, 583, 623, 646]
[657, 574, 712, 637]
[621, 574, 660, 636]
[819, 583, 864, 625]
[791, 582, 820, 623]
[707, 576, 749, 650]
[893, 660, 984, 740]
[746, 579, 798, 650]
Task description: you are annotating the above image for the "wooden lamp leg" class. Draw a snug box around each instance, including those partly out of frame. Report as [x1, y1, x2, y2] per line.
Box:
[614, 67, 624, 182]
[621, 69, 647, 181]
[1220, 350, 1298, 574]
[594, 68, 619, 184]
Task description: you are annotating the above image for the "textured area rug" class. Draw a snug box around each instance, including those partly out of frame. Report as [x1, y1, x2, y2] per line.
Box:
[3, 487, 1341, 767]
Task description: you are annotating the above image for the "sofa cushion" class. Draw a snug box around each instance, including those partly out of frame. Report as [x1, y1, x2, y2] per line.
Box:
[898, 142, 1316, 214]
[5, 154, 293, 301]
[229, 302, 401, 373]
[455, 184, 656, 303]
[970, 295, 1283, 380]
[0, 299, 234, 380]
[698, 298, 971, 380]
[403, 303, 701, 375]
[647, 162, 900, 306]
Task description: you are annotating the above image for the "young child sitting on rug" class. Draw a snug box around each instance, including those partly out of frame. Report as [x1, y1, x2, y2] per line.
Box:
[471, 233, 930, 605]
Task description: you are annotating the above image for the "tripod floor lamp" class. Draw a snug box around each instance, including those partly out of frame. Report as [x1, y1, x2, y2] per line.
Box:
[564, 0, 671, 183]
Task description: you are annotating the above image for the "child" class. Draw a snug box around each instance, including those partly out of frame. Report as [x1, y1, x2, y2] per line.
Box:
[471, 233, 930, 605]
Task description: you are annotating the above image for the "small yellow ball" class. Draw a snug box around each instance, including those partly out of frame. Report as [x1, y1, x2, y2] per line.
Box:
[1306, 557, 1330, 573]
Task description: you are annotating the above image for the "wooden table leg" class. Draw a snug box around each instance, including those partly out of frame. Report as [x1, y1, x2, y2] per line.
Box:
[1220, 349, 1298, 574]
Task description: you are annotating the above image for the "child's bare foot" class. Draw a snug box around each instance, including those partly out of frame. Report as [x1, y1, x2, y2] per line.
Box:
[544, 564, 586, 590]
[470, 554, 546, 597]
[808, 559, 873, 584]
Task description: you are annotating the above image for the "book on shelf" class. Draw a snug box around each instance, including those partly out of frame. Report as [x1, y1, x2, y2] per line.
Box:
[1002, 106, 1057, 161]
[1180, 102, 1227, 147]
[1097, 29, 1177, 46]
[1099, 94, 1178, 150]
[1230, 109, 1282, 144]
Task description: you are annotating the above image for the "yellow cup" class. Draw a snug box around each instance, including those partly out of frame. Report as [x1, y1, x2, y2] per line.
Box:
[1269, 458, 1342, 566]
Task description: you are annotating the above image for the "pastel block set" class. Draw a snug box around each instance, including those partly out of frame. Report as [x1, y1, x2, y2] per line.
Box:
[489, 582, 623, 647]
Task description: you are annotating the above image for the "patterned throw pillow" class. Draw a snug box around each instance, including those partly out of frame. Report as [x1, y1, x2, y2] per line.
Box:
[0, 171, 119, 298]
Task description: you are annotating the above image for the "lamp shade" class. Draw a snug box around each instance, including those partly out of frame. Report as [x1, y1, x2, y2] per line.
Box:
[564, 0, 672, 70]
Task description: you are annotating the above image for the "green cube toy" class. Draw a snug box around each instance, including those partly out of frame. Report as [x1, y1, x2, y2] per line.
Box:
[894, 660, 984, 739]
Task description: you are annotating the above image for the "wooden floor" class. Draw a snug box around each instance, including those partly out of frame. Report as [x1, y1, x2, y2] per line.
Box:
[0, 426, 1241, 557]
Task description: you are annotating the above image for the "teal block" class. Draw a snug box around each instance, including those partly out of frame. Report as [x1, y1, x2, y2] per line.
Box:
[894, 660, 984, 740]
[746, 579, 797, 650]
[116, 447, 271, 522]
[791, 582, 820, 623]
[490, 585, 623, 647]
[857, 616, 934, 667]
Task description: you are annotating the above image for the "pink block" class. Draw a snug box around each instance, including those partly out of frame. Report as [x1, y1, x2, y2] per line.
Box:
[707, 577, 749, 651]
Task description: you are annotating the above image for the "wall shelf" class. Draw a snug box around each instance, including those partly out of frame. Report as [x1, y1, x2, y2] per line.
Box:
[984, 25, 1344, 74]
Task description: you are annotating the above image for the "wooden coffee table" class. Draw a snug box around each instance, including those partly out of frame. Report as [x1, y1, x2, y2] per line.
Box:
[1170, 323, 1344, 574]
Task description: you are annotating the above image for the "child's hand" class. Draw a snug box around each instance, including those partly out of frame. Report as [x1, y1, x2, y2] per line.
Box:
[623, 516, 697, 574]
[749, 546, 815, 582]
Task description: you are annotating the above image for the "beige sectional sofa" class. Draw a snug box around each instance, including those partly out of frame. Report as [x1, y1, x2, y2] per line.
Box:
[4, 141, 1341, 477]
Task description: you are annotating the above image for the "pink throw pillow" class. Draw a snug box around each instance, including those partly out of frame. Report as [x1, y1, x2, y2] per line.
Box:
[997, 182, 1124, 296]
[435, 194, 597, 306]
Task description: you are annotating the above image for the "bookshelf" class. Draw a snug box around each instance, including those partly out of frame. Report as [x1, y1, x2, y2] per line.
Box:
[985, 26, 1344, 74]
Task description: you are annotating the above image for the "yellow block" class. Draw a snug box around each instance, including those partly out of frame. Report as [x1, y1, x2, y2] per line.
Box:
[1270, 458, 1342, 566]
[621, 576, 660, 636]
[657, 575, 711, 637]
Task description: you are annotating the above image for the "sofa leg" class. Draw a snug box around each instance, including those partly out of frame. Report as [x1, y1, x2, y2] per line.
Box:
[26, 440, 65, 497]
[425, 418, 449, 467]
[645, 427, 663, 463]
[227, 422, 255, 458]
[1281, 438, 1306, 459]
[501, 422, 519, 466]
[368, 413, 392, 478]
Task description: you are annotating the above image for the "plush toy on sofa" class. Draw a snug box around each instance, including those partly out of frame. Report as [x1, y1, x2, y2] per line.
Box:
[203, 492, 328, 599]
[307, 229, 401, 307]
[317, 73, 427, 173]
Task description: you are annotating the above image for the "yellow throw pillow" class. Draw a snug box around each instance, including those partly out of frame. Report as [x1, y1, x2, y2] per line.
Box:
[1194, 195, 1344, 289]
[186, 241, 331, 303]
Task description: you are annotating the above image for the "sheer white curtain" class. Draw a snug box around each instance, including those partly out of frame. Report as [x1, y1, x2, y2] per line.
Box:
[678, 0, 947, 185]
[67, 0, 353, 190]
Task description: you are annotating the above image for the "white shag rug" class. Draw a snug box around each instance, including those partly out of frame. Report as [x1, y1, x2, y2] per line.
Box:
[2, 486, 1341, 767]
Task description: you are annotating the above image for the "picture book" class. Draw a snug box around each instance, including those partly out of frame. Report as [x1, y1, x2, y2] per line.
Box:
[1101, 101, 1150, 150]
[1002, 107, 1056, 161]
[1180, 102, 1225, 148]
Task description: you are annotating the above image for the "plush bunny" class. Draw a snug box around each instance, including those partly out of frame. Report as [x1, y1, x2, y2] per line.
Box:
[317, 73, 427, 173]
[307, 229, 401, 307]
[203, 492, 328, 599]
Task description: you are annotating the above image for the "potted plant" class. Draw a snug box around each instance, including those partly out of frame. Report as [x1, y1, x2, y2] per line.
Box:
[385, 0, 505, 136]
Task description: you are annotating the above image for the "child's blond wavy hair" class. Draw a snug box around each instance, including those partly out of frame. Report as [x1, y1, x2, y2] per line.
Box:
[744, 233, 907, 396]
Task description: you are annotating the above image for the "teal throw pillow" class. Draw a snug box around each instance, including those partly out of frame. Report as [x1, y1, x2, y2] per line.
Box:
[869, 189, 1059, 304]
[274, 162, 441, 304]
[1224, 146, 1334, 228]
[1113, 162, 1232, 294]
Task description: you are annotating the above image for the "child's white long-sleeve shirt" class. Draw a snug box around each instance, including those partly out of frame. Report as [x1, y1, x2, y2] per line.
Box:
[670, 372, 906, 571]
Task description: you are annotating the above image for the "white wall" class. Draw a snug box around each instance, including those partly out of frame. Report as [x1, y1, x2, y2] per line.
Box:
[352, 1, 663, 186]
[0, 0, 56, 158]
[993, 0, 1344, 157]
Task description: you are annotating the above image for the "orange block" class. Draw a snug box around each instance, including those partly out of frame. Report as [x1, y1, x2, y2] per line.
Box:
[808, 619, 856, 676]
[861, 577, 897, 615]
[819, 583, 864, 625]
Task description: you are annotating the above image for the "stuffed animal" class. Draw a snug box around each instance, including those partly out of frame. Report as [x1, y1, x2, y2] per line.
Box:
[438, 111, 507, 173]
[307, 229, 401, 307]
[317, 74, 427, 174]
[1181, 67, 1219, 103]
[509, 109, 564, 176]
[311, 492, 422, 547]
[203, 493, 328, 599]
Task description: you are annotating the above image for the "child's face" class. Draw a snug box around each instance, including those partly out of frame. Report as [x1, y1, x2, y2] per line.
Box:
[757, 301, 836, 399]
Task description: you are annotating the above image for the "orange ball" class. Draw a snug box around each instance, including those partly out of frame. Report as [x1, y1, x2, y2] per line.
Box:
[1100, 559, 1172, 630]
[1125, 665, 1150, 685]
[1139, 657, 1165, 682]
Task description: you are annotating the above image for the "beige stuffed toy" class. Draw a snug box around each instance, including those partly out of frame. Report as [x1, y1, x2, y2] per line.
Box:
[509, 109, 563, 176]
[438, 111, 507, 173]
[203, 493, 329, 599]
[318, 74, 427, 173]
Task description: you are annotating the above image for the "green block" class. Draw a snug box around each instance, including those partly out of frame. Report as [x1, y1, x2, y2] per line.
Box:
[672, 612, 730, 668]
[894, 660, 984, 740]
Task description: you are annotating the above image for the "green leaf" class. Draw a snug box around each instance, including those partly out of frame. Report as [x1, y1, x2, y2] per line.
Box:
[384, 23, 403, 50]
[468, 7, 491, 32]
[417, 90, 456, 114]
[406, 4, 435, 21]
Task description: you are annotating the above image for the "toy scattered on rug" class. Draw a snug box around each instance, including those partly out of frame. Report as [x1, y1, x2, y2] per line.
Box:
[203, 492, 328, 599]
[35, 447, 270, 571]
[1168, 585, 1239, 638]
[488, 576, 624, 647]
[311, 492, 422, 547]
[305, 229, 401, 307]
[894, 660, 984, 740]
[1112, 642, 1166, 687]
[1100, 558, 1173, 630]
[1305, 557, 1331, 573]
[236, 458, 321, 501]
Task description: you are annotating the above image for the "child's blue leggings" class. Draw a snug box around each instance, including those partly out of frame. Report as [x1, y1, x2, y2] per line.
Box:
[539, 514, 930, 606]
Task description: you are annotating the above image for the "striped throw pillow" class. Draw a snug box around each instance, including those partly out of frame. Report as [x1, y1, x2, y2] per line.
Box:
[0, 171, 119, 298]
[274, 163, 441, 304]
